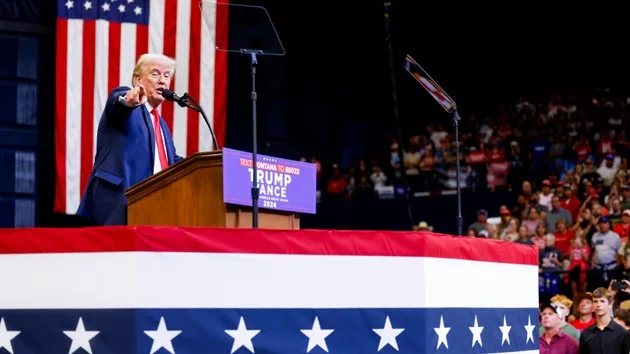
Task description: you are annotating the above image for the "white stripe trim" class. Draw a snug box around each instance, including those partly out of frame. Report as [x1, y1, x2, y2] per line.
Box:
[119, 22, 137, 88]
[0, 253, 538, 309]
[65, 20, 84, 213]
[172, 0, 191, 156]
[198, 0, 215, 151]
[93, 20, 109, 159]
[148, 0, 165, 115]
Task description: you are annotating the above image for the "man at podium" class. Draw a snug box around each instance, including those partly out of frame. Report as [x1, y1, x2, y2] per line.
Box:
[77, 53, 183, 226]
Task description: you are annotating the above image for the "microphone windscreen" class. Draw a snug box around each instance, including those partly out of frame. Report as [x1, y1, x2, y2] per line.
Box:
[161, 89, 176, 101]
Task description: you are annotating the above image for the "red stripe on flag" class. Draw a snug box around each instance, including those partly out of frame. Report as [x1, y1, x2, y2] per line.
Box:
[213, 1, 229, 148]
[161, 0, 178, 132]
[80, 20, 96, 197]
[54, 19, 68, 213]
[107, 22, 121, 93]
[136, 25, 149, 60]
[187, 0, 201, 155]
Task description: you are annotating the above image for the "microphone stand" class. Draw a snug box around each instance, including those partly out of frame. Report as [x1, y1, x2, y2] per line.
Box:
[181, 93, 219, 151]
[241, 49, 262, 229]
[452, 109, 463, 236]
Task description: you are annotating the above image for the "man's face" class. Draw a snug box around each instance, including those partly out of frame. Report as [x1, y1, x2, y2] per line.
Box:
[552, 198, 561, 210]
[600, 222, 610, 233]
[564, 188, 572, 198]
[541, 308, 560, 329]
[579, 299, 593, 315]
[594, 296, 612, 317]
[134, 61, 172, 107]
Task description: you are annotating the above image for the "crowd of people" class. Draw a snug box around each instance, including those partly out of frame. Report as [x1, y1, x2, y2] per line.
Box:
[312, 87, 630, 352]
[540, 287, 630, 353]
[318, 87, 630, 200]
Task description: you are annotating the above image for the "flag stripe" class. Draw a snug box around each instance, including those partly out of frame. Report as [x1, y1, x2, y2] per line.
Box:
[54, 19, 68, 213]
[54, 1, 226, 214]
[93, 20, 109, 158]
[80, 20, 96, 197]
[148, 0, 164, 55]
[198, 0, 215, 151]
[187, 0, 201, 156]
[148, 0, 164, 117]
[66, 19, 84, 213]
[107, 22, 121, 94]
[160, 0, 177, 132]
[173, 0, 191, 156]
[213, 2, 228, 148]
[119, 23, 137, 88]
[135, 24, 149, 61]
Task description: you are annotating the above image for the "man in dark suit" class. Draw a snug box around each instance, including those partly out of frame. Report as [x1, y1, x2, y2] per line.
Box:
[77, 53, 183, 225]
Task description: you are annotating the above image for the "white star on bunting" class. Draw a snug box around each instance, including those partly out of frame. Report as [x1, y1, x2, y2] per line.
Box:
[64, 317, 99, 354]
[373, 316, 404, 351]
[117, 3, 125, 12]
[144, 317, 181, 354]
[434, 315, 450, 349]
[300, 316, 334, 353]
[134, 6, 142, 15]
[101, 2, 110, 11]
[65, 0, 74, 9]
[524, 315, 535, 344]
[83, 1, 92, 10]
[0, 318, 20, 354]
[225, 316, 260, 354]
[499, 315, 511, 345]
[469, 315, 484, 347]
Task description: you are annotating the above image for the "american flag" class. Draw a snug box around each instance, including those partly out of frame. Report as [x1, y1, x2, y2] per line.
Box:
[0, 227, 540, 353]
[53, 0, 228, 215]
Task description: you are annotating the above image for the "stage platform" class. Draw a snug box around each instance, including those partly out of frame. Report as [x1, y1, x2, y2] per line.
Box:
[0, 226, 539, 354]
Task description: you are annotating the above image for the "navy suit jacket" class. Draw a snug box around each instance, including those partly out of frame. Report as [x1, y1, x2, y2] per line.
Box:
[77, 86, 183, 225]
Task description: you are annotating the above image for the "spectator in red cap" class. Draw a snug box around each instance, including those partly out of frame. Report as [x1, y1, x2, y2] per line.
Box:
[496, 208, 516, 235]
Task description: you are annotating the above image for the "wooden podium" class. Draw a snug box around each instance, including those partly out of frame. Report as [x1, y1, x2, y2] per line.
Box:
[125, 151, 300, 229]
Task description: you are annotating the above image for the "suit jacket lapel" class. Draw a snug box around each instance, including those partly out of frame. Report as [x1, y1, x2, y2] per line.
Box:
[141, 106, 156, 166]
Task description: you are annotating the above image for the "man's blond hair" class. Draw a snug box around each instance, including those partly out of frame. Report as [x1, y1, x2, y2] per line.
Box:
[550, 294, 573, 309]
[131, 53, 176, 85]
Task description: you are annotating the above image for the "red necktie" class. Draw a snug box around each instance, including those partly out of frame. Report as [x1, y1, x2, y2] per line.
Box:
[151, 108, 169, 170]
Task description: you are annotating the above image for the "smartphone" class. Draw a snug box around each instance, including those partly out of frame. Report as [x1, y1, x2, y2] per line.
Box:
[612, 281, 627, 291]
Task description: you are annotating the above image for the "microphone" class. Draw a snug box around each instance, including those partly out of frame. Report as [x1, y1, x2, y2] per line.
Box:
[161, 89, 193, 109]
[161, 89, 219, 150]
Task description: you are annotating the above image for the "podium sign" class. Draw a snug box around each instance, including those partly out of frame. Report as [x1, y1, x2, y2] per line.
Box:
[222, 148, 317, 214]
